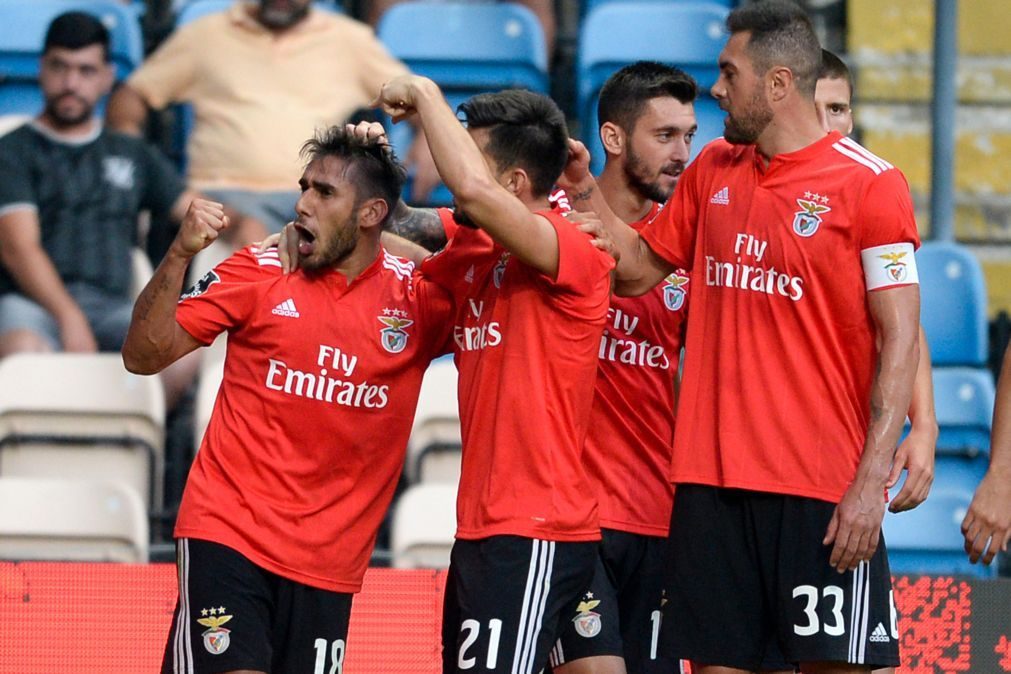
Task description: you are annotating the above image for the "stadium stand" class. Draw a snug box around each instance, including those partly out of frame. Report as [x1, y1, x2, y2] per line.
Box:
[377, 0, 549, 204]
[917, 241, 989, 367]
[931, 367, 996, 456]
[0, 476, 149, 562]
[406, 355, 461, 484]
[577, 1, 729, 174]
[0, 353, 165, 512]
[391, 482, 456, 569]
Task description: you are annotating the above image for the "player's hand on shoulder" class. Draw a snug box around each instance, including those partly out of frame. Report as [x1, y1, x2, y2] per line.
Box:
[567, 211, 619, 263]
[173, 199, 229, 258]
[558, 139, 593, 191]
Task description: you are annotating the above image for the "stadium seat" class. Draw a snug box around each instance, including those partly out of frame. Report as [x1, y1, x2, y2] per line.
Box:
[917, 242, 988, 367]
[930, 367, 996, 456]
[883, 454, 993, 578]
[583, 0, 735, 16]
[577, 1, 729, 174]
[0, 476, 149, 562]
[0, 353, 165, 511]
[378, 1, 549, 205]
[407, 356, 461, 483]
[390, 482, 456, 569]
[194, 342, 225, 445]
[129, 247, 154, 300]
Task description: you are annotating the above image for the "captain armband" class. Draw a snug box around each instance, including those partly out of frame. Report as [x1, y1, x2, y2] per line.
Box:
[860, 242, 919, 290]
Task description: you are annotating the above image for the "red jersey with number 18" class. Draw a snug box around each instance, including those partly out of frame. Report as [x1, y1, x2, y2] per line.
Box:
[640, 133, 920, 503]
[421, 210, 614, 541]
[174, 246, 452, 592]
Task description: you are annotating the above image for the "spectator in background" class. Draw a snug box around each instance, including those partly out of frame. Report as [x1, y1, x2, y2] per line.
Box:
[107, 0, 440, 231]
[360, 0, 557, 62]
[962, 341, 1011, 567]
[0, 11, 264, 409]
[817, 49, 938, 516]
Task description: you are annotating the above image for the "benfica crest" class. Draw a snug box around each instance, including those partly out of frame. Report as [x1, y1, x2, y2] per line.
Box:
[662, 272, 689, 311]
[493, 253, 510, 289]
[378, 310, 414, 354]
[573, 598, 602, 638]
[793, 196, 831, 237]
[197, 608, 232, 655]
[879, 251, 909, 282]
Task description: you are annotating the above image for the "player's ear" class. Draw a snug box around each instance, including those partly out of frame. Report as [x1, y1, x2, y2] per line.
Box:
[769, 65, 793, 102]
[503, 167, 530, 199]
[357, 197, 389, 230]
[600, 122, 624, 157]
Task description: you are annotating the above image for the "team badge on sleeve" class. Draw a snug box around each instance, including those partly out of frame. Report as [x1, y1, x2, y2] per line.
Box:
[572, 597, 602, 638]
[662, 272, 689, 311]
[197, 606, 232, 655]
[861, 243, 919, 290]
[179, 270, 221, 301]
[378, 309, 414, 353]
[793, 193, 831, 237]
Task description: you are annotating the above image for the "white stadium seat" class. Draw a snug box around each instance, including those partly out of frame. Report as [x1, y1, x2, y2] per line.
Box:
[391, 483, 457, 569]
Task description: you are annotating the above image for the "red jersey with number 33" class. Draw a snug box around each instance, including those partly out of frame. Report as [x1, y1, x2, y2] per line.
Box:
[640, 133, 920, 503]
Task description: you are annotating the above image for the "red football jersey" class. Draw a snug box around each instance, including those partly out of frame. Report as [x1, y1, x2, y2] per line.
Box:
[641, 132, 920, 503]
[175, 246, 452, 592]
[421, 210, 614, 541]
[585, 204, 689, 536]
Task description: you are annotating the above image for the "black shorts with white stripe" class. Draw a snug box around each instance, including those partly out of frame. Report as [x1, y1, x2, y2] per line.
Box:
[161, 538, 353, 674]
[442, 536, 598, 674]
[663, 485, 900, 670]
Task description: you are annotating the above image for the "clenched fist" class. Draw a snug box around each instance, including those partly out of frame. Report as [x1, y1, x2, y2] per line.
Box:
[172, 199, 230, 258]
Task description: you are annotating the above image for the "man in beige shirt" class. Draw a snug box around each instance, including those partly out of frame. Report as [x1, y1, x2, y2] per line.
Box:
[108, 0, 434, 232]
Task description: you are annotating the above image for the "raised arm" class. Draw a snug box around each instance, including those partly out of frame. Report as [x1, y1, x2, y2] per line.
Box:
[824, 284, 920, 571]
[374, 75, 561, 277]
[122, 199, 227, 374]
[962, 341, 1011, 564]
[558, 139, 672, 296]
[0, 209, 96, 352]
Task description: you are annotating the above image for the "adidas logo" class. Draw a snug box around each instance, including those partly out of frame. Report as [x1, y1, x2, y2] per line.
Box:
[464, 265, 475, 283]
[869, 622, 890, 643]
[271, 298, 300, 318]
[710, 186, 730, 205]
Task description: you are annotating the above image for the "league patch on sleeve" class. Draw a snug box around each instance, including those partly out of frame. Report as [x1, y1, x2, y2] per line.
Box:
[179, 270, 221, 301]
[861, 243, 918, 290]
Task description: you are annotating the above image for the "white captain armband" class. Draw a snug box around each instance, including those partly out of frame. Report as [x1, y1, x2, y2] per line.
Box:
[861, 242, 919, 290]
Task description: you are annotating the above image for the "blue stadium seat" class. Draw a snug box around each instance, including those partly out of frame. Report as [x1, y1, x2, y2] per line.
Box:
[0, 0, 143, 116]
[930, 367, 996, 456]
[577, 1, 729, 175]
[582, 0, 735, 22]
[378, 1, 549, 206]
[883, 454, 993, 577]
[916, 241, 988, 367]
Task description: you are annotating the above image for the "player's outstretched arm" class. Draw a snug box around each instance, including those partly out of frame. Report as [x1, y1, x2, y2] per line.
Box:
[122, 199, 225, 374]
[887, 326, 937, 512]
[374, 75, 562, 278]
[962, 342, 1011, 564]
[824, 284, 920, 572]
[558, 139, 671, 296]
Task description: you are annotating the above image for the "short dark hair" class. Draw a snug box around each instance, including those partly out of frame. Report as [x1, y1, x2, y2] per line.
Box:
[44, 12, 111, 62]
[457, 89, 569, 198]
[818, 48, 853, 98]
[300, 126, 407, 226]
[598, 61, 698, 134]
[726, 0, 821, 97]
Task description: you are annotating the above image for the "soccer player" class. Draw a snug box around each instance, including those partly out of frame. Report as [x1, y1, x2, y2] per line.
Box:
[373, 77, 615, 674]
[559, 2, 920, 672]
[546, 62, 696, 674]
[962, 341, 1011, 566]
[122, 127, 452, 673]
[817, 50, 938, 516]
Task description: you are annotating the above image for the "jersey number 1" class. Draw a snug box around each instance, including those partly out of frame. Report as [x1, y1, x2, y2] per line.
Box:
[458, 618, 503, 669]
[313, 638, 345, 674]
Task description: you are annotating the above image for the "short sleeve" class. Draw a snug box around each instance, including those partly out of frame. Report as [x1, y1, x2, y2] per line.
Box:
[437, 207, 459, 241]
[176, 247, 276, 344]
[543, 211, 615, 298]
[857, 168, 921, 251]
[415, 273, 455, 358]
[127, 23, 202, 107]
[0, 130, 37, 213]
[639, 154, 703, 270]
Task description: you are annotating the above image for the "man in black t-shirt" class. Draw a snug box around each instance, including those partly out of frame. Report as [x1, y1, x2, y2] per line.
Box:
[0, 12, 265, 407]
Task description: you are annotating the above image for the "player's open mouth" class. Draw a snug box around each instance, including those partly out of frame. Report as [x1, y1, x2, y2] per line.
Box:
[294, 224, 316, 255]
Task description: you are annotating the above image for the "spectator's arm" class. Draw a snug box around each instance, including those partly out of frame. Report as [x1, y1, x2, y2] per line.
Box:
[0, 208, 96, 351]
[106, 83, 151, 136]
[962, 342, 1011, 564]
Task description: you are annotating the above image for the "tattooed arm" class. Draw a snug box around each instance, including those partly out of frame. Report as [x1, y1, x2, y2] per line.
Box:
[383, 199, 448, 252]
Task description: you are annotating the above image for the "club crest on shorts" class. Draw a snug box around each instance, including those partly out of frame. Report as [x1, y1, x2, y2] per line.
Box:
[878, 251, 909, 282]
[493, 253, 510, 289]
[179, 270, 220, 301]
[662, 272, 689, 311]
[573, 598, 602, 638]
[378, 309, 414, 354]
[197, 607, 232, 655]
[793, 193, 831, 238]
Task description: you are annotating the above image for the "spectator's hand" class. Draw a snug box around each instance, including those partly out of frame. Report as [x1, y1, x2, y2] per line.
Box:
[567, 211, 618, 262]
[961, 470, 1011, 565]
[58, 306, 98, 353]
[886, 424, 936, 512]
[172, 199, 230, 258]
[373, 75, 428, 122]
[823, 478, 886, 572]
[407, 132, 440, 204]
[558, 138, 593, 191]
